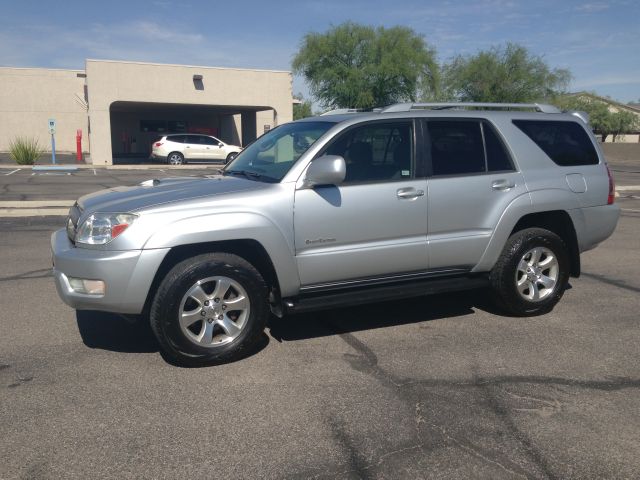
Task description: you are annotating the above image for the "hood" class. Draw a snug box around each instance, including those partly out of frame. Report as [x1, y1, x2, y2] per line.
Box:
[77, 175, 267, 214]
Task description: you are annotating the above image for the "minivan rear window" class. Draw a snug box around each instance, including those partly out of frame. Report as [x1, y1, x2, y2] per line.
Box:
[513, 120, 599, 166]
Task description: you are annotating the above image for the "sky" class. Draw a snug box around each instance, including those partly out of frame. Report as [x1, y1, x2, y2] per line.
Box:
[1, 0, 638, 104]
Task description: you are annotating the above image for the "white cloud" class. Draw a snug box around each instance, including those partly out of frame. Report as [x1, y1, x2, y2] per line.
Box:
[574, 3, 610, 13]
[0, 20, 294, 72]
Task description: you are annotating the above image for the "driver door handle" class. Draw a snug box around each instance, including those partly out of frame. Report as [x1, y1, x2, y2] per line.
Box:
[397, 187, 425, 200]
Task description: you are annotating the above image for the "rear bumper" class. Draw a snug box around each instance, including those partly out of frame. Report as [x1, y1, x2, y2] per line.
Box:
[51, 228, 169, 314]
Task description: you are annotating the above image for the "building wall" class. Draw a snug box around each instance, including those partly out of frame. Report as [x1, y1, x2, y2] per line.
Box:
[0, 67, 88, 153]
[86, 60, 293, 164]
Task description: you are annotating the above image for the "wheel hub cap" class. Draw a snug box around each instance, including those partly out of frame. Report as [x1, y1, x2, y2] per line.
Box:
[515, 247, 559, 302]
[178, 276, 250, 347]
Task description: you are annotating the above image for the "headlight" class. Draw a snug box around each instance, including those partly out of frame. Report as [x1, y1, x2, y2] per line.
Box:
[75, 213, 138, 245]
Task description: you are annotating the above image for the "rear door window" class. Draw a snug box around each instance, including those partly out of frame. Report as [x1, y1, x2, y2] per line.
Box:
[167, 135, 185, 143]
[512, 120, 599, 166]
[200, 136, 218, 146]
[427, 121, 485, 176]
[482, 122, 513, 172]
[425, 120, 515, 176]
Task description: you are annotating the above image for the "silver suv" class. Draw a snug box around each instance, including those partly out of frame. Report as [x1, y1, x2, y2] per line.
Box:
[51, 102, 620, 366]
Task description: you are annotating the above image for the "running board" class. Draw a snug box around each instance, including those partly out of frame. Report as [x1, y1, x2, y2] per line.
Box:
[283, 274, 489, 314]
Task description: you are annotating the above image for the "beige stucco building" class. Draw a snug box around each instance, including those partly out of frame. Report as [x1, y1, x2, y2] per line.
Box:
[0, 60, 293, 164]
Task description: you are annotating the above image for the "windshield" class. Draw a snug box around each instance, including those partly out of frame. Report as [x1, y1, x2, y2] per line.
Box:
[223, 121, 335, 182]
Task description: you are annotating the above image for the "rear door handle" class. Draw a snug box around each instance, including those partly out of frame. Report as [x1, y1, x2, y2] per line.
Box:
[397, 187, 425, 200]
[492, 179, 515, 191]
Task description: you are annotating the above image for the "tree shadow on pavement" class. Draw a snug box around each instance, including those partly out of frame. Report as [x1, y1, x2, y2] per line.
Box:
[76, 310, 159, 353]
[269, 288, 497, 342]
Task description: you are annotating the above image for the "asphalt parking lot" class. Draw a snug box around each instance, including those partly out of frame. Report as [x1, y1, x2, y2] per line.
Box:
[0, 166, 219, 201]
[1, 164, 639, 479]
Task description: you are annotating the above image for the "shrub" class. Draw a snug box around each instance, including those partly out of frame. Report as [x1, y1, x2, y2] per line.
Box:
[9, 136, 44, 165]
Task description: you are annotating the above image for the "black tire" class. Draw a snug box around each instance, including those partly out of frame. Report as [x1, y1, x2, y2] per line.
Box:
[489, 228, 569, 316]
[167, 152, 184, 165]
[150, 253, 269, 366]
[225, 152, 238, 164]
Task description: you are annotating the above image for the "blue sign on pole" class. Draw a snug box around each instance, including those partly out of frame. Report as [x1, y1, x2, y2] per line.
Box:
[48, 118, 56, 164]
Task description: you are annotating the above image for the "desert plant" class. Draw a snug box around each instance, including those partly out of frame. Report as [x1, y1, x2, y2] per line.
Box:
[9, 136, 44, 165]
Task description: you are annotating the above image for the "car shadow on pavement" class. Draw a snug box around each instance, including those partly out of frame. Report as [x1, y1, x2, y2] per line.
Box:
[75, 310, 270, 366]
[269, 288, 496, 342]
[76, 310, 159, 353]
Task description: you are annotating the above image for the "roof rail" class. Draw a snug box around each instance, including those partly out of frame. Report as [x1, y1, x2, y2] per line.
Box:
[320, 108, 370, 116]
[569, 110, 590, 124]
[379, 102, 561, 114]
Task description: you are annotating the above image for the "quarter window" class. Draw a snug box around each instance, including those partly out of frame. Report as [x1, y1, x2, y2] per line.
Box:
[512, 120, 599, 166]
[325, 122, 413, 183]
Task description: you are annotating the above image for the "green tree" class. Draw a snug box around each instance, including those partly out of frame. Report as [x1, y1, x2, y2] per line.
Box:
[293, 94, 313, 120]
[442, 43, 571, 102]
[557, 94, 639, 142]
[292, 22, 439, 109]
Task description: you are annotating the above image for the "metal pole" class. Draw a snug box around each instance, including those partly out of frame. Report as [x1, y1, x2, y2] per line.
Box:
[51, 133, 56, 164]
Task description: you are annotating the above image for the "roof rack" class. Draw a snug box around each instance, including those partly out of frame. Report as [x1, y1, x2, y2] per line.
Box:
[320, 108, 370, 116]
[379, 102, 561, 114]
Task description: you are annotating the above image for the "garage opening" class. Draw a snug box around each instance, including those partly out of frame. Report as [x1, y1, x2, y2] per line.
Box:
[109, 101, 275, 164]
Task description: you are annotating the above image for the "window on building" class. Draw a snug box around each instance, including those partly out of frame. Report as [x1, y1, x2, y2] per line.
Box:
[140, 120, 167, 133]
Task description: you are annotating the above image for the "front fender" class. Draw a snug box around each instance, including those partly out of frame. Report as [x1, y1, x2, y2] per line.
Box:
[143, 212, 301, 297]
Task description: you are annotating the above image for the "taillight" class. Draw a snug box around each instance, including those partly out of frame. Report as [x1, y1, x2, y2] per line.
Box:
[154, 142, 163, 147]
[606, 165, 615, 205]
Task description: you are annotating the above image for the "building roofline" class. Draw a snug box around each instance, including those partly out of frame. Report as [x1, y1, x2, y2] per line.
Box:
[568, 91, 640, 113]
[0, 66, 85, 73]
[85, 58, 291, 74]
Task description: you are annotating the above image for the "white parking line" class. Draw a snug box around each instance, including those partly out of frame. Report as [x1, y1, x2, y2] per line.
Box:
[93, 169, 97, 175]
[0, 200, 75, 207]
[4, 169, 19, 176]
[622, 209, 640, 213]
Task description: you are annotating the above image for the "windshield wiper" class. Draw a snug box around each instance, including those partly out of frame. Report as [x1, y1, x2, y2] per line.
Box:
[224, 170, 275, 182]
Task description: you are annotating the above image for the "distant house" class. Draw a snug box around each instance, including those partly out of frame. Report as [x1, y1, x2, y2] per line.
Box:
[566, 92, 640, 143]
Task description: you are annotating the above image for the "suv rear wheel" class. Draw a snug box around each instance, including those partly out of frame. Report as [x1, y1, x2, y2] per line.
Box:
[167, 152, 184, 165]
[150, 253, 269, 366]
[490, 228, 569, 316]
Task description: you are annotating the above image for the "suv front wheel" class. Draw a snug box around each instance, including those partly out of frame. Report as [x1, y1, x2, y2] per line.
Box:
[490, 228, 569, 316]
[150, 253, 269, 366]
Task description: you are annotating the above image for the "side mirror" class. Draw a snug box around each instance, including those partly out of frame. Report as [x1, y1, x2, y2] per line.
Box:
[303, 155, 346, 188]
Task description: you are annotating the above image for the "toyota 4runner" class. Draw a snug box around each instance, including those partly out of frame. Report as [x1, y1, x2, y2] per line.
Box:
[51, 102, 620, 366]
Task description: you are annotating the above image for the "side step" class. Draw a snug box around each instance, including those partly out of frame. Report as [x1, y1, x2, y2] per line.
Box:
[283, 275, 489, 314]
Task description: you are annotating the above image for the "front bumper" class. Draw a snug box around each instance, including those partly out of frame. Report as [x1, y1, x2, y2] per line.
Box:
[51, 228, 169, 314]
